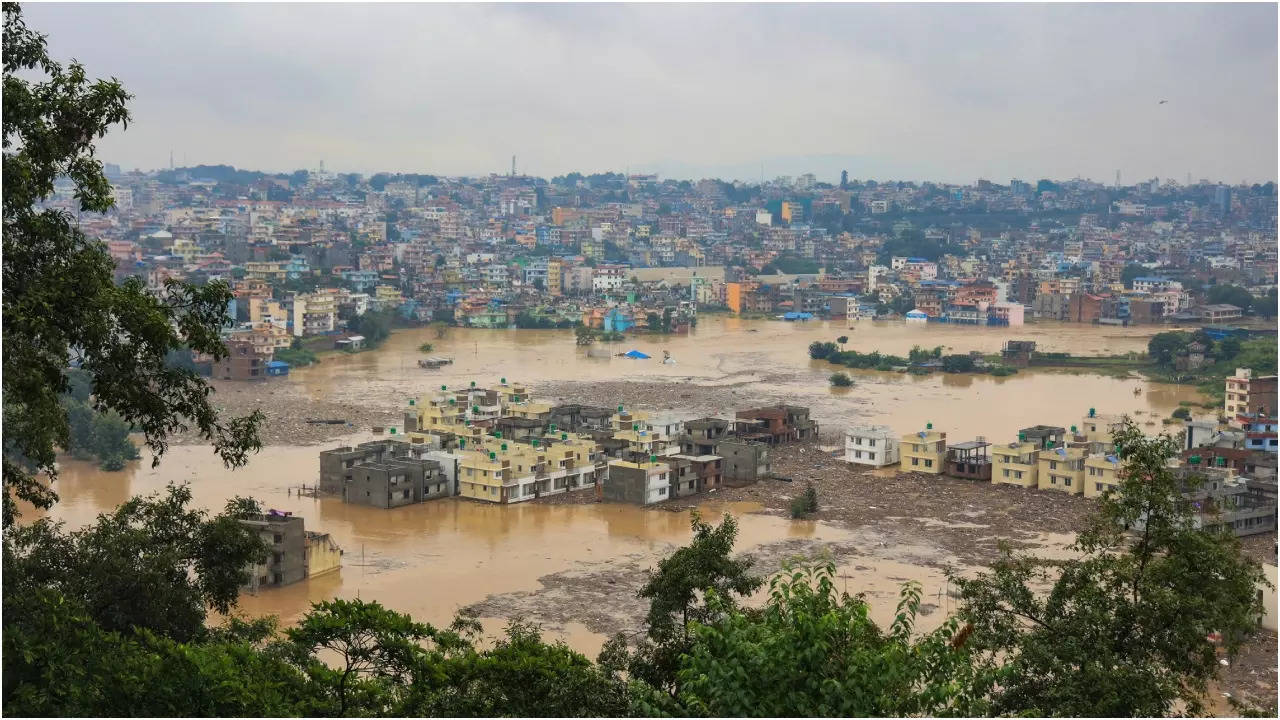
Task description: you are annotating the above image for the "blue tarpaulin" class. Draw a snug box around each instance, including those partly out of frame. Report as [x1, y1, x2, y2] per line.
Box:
[622, 350, 650, 359]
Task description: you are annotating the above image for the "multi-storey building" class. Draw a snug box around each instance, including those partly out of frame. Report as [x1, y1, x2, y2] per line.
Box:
[900, 427, 947, 474]
[844, 425, 899, 468]
[1037, 445, 1088, 495]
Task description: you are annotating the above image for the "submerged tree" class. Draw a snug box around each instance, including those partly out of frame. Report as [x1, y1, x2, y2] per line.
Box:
[953, 421, 1266, 716]
[2, 3, 263, 526]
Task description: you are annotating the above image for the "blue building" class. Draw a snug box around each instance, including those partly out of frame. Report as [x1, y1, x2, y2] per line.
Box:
[265, 360, 290, 377]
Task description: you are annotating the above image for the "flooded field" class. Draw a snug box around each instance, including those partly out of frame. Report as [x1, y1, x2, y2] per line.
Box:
[36, 317, 1205, 655]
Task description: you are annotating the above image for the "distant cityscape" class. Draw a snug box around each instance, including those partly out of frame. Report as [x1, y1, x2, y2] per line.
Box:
[53, 162, 1278, 376]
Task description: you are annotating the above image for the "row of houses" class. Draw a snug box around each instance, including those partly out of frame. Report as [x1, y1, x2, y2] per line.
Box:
[845, 409, 1277, 537]
[317, 381, 818, 507]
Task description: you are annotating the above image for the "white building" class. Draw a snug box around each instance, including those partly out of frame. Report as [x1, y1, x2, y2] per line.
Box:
[845, 425, 900, 468]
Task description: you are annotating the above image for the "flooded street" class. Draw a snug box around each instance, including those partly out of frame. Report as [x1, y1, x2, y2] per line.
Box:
[38, 318, 1202, 655]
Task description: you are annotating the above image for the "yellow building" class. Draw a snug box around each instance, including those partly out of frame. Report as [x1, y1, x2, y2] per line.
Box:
[900, 428, 947, 474]
[458, 436, 599, 504]
[726, 282, 746, 314]
[780, 201, 803, 224]
[1079, 410, 1124, 448]
[991, 440, 1039, 488]
[1037, 446, 1087, 495]
[249, 297, 288, 328]
[304, 532, 343, 578]
[374, 284, 402, 308]
[546, 259, 563, 296]
[244, 261, 287, 282]
[1084, 454, 1123, 498]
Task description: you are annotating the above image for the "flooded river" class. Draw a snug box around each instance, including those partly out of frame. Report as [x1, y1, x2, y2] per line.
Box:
[36, 317, 1203, 654]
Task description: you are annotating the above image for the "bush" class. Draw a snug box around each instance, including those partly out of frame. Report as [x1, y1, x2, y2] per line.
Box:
[791, 485, 819, 518]
[418, 342, 433, 353]
[988, 365, 1017, 377]
[808, 341, 838, 359]
[829, 372, 853, 387]
[274, 348, 318, 367]
[1171, 407, 1192, 420]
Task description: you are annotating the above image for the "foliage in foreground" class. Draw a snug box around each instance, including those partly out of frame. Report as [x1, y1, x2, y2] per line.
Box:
[2, 3, 262, 527]
[952, 421, 1267, 716]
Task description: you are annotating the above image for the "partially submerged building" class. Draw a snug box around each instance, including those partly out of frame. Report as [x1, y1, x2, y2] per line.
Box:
[901, 426, 947, 474]
[603, 458, 672, 505]
[844, 424, 899, 468]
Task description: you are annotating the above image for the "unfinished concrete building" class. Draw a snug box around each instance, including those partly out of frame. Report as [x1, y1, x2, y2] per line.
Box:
[734, 405, 819, 444]
[319, 440, 413, 494]
[716, 439, 771, 485]
[548, 404, 615, 433]
[240, 511, 308, 590]
[342, 456, 448, 508]
[680, 417, 733, 455]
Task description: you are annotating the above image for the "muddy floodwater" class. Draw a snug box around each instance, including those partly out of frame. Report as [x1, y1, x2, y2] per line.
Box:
[37, 317, 1206, 655]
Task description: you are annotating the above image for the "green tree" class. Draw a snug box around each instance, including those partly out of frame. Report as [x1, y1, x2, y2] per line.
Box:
[1206, 284, 1255, 312]
[808, 340, 838, 359]
[348, 309, 393, 347]
[829, 372, 853, 387]
[953, 421, 1266, 716]
[1147, 331, 1189, 366]
[675, 563, 985, 716]
[3, 485, 268, 643]
[836, 334, 849, 348]
[1121, 263, 1148, 289]
[941, 354, 976, 373]
[410, 619, 631, 717]
[600, 513, 762, 698]
[574, 324, 596, 346]
[2, 4, 262, 526]
[283, 598, 438, 716]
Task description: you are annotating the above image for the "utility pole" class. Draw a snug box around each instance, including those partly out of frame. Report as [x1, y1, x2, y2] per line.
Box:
[511, 154, 516, 177]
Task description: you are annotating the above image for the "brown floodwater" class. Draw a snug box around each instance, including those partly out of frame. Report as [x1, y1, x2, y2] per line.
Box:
[32, 318, 1198, 654]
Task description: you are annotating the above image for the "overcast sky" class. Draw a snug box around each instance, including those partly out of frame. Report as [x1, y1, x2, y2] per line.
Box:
[23, 2, 1278, 184]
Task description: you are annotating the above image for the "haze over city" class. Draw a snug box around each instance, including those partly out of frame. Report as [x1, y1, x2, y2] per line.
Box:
[23, 1, 1279, 183]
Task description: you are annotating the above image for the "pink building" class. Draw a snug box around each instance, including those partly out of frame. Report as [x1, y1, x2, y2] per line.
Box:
[988, 302, 1025, 327]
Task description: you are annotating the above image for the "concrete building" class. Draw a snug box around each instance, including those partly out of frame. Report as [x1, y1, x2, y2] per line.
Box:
[1078, 410, 1124, 450]
[213, 339, 272, 381]
[680, 417, 733, 455]
[946, 439, 992, 481]
[1037, 445, 1088, 495]
[1084, 454, 1123, 498]
[240, 511, 307, 590]
[901, 427, 947, 474]
[716, 439, 771, 485]
[342, 456, 448, 508]
[1226, 368, 1278, 428]
[733, 405, 818, 444]
[604, 458, 671, 505]
[292, 291, 337, 337]
[319, 440, 414, 494]
[668, 454, 723, 493]
[844, 424, 899, 468]
[548, 404, 615, 433]
[305, 532, 344, 578]
[992, 440, 1040, 488]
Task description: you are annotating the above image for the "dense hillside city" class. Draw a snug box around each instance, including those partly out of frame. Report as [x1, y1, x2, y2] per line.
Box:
[62, 165, 1278, 362]
[5, 2, 1278, 718]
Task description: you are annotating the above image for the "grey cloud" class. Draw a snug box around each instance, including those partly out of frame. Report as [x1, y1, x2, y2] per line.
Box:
[21, 2, 1277, 183]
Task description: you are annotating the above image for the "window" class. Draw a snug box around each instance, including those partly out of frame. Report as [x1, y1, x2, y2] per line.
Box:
[911, 457, 919, 466]
[1064, 477, 1071, 487]
[924, 459, 932, 468]
[1003, 469, 1010, 478]
[868, 452, 876, 461]
[1051, 477, 1057, 485]
[1096, 483, 1103, 492]
[868, 439, 876, 447]
[273, 534, 283, 544]
[1050, 461, 1058, 470]
[402, 489, 410, 498]
[658, 487, 667, 496]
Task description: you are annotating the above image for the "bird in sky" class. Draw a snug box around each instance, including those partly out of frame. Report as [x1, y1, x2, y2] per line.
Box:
[1158, 99, 1168, 104]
